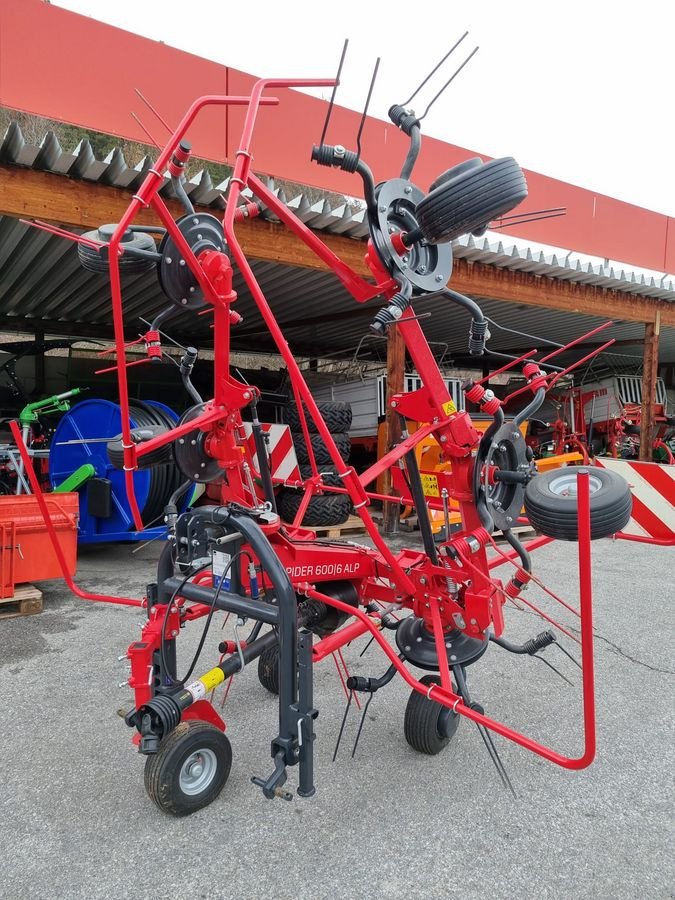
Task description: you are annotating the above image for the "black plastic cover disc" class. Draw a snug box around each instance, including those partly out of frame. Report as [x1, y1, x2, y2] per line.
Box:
[158, 214, 226, 310]
[173, 404, 224, 483]
[369, 178, 452, 293]
[396, 616, 488, 669]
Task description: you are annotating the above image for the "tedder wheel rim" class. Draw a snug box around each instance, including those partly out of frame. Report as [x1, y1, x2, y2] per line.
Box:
[546, 471, 604, 497]
[178, 748, 218, 796]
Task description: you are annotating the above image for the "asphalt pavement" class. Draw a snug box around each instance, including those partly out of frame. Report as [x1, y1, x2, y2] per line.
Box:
[0, 532, 673, 900]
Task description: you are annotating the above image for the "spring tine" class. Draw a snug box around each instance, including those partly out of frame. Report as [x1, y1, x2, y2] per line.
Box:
[351, 693, 374, 759]
[332, 689, 353, 762]
[533, 652, 574, 687]
[359, 635, 376, 658]
[553, 640, 583, 670]
[477, 724, 517, 799]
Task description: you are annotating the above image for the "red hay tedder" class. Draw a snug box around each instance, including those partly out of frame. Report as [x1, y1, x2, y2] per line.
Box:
[15, 44, 633, 815]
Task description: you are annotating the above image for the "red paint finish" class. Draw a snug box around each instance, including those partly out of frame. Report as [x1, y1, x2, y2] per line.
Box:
[2, 1, 673, 272]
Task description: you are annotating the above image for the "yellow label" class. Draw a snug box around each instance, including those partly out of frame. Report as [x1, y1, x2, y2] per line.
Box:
[420, 473, 440, 497]
[199, 668, 225, 693]
[442, 399, 457, 416]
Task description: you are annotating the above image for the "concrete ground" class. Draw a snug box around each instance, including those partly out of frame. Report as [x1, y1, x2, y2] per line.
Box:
[0, 531, 673, 900]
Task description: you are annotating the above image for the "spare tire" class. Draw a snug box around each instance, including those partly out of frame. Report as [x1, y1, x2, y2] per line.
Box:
[293, 431, 350, 466]
[524, 467, 632, 541]
[285, 401, 352, 434]
[416, 156, 527, 245]
[278, 489, 351, 527]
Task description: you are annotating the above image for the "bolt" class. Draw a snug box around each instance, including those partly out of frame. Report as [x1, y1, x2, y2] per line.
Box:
[181, 298, 188, 305]
[470, 618, 477, 625]
[171, 630, 179, 638]
[420, 576, 427, 585]
[512, 432, 520, 440]
[440, 436, 447, 443]
[379, 205, 387, 213]
[193, 473, 199, 479]
[193, 217, 200, 225]
[450, 654, 457, 662]
[388, 226, 395, 234]
[166, 257, 172, 264]
[402, 256, 409, 264]
[243, 391, 251, 400]
[404, 185, 412, 194]
[179, 438, 185, 444]
[179, 259, 186, 266]
[506, 515, 513, 523]
[189, 286, 196, 293]
[200, 462, 206, 468]
[445, 642, 452, 648]
[416, 636, 423, 642]
[435, 274, 443, 283]
[197, 233, 203, 240]
[391, 401, 398, 408]
[418, 265, 427, 274]
[404, 645, 411, 652]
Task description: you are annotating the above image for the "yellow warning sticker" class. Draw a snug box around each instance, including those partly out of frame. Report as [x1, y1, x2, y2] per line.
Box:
[442, 399, 457, 416]
[199, 668, 225, 693]
[420, 473, 440, 497]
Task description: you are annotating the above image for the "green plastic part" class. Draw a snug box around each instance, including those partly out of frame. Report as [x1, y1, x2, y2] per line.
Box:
[54, 463, 96, 493]
[19, 387, 84, 425]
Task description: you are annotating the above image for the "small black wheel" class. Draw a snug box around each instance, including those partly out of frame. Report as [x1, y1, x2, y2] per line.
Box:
[416, 156, 527, 245]
[144, 720, 232, 816]
[404, 674, 459, 756]
[292, 430, 351, 466]
[78, 224, 156, 274]
[285, 401, 352, 434]
[257, 644, 280, 695]
[524, 466, 632, 541]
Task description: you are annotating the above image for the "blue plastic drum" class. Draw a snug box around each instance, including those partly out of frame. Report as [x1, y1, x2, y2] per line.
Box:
[49, 398, 180, 542]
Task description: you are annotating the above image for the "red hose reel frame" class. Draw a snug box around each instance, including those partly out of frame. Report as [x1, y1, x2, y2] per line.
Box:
[20, 77, 605, 771]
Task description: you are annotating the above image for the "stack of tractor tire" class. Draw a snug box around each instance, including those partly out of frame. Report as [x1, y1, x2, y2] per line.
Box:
[277, 400, 352, 528]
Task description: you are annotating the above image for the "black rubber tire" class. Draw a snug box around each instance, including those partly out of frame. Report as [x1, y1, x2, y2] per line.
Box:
[278, 489, 351, 527]
[285, 401, 352, 434]
[292, 430, 350, 466]
[144, 720, 232, 816]
[257, 643, 280, 695]
[524, 467, 632, 541]
[404, 674, 459, 756]
[416, 157, 527, 245]
[78, 225, 156, 274]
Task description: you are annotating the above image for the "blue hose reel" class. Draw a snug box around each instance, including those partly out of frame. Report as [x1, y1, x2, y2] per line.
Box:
[49, 398, 186, 543]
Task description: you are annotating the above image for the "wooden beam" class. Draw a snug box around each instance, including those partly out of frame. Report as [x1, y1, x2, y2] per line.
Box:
[382, 326, 406, 534]
[639, 312, 660, 461]
[1, 163, 673, 327]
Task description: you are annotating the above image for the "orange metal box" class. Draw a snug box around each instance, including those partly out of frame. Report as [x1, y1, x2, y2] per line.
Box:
[0, 493, 78, 597]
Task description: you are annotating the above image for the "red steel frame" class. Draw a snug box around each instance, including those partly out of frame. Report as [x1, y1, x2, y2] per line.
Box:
[19, 78, 605, 771]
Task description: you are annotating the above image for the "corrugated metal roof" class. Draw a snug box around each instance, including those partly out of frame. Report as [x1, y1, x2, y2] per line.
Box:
[2, 119, 674, 301]
[1, 121, 674, 370]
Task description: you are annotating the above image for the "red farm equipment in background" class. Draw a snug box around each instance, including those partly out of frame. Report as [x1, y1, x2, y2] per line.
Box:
[15, 40, 634, 815]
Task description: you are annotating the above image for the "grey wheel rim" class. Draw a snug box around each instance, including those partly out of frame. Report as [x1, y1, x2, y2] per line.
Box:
[547, 471, 603, 497]
[179, 748, 218, 795]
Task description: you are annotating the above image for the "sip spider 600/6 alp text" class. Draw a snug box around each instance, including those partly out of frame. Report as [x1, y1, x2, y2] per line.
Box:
[16, 44, 632, 815]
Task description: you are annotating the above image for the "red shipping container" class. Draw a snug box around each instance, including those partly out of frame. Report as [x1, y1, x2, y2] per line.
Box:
[0, 493, 78, 598]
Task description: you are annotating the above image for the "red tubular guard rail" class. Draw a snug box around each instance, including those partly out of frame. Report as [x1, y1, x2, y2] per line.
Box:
[311, 469, 596, 770]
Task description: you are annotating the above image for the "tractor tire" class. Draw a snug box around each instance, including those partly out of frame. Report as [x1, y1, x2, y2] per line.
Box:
[404, 674, 459, 756]
[416, 156, 527, 245]
[144, 720, 232, 816]
[278, 488, 351, 527]
[292, 430, 350, 466]
[524, 467, 632, 541]
[285, 401, 352, 434]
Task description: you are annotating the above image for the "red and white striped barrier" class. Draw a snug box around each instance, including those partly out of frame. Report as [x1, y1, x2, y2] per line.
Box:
[595, 457, 675, 545]
[241, 423, 300, 483]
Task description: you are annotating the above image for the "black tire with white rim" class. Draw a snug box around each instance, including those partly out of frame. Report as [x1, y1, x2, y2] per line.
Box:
[524, 467, 632, 541]
[144, 720, 232, 816]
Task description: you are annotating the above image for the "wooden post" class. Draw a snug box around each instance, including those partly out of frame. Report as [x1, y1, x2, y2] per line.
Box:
[639, 311, 660, 461]
[382, 325, 405, 533]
